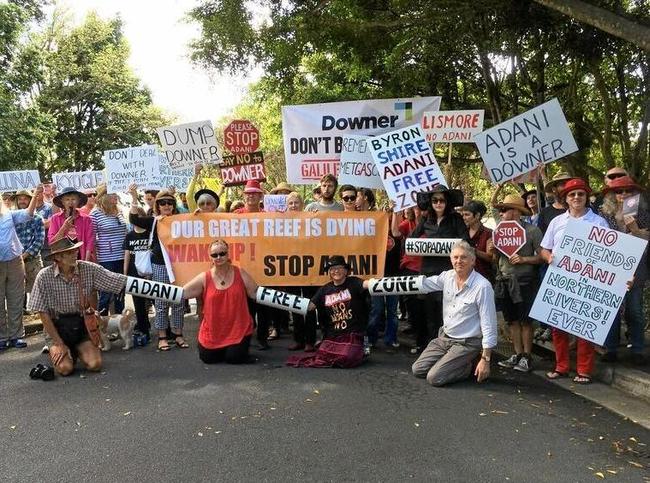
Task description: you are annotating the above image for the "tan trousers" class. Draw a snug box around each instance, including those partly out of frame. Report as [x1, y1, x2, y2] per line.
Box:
[0, 256, 26, 341]
[412, 331, 482, 386]
[24, 255, 43, 292]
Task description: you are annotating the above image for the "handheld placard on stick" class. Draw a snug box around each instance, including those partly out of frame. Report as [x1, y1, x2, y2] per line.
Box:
[367, 276, 427, 295]
[404, 238, 462, 257]
[255, 287, 310, 315]
[125, 276, 184, 304]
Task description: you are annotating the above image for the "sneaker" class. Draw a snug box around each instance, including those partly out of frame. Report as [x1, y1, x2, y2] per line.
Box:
[498, 354, 521, 369]
[409, 346, 421, 355]
[41, 345, 50, 354]
[514, 355, 532, 373]
[540, 328, 552, 341]
[388, 341, 400, 348]
[533, 328, 544, 340]
[9, 338, 27, 348]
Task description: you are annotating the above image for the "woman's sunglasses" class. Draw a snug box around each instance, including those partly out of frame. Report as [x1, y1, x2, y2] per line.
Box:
[210, 251, 228, 258]
[342, 196, 356, 202]
[607, 173, 626, 180]
[615, 189, 633, 195]
[431, 198, 446, 204]
[156, 199, 175, 206]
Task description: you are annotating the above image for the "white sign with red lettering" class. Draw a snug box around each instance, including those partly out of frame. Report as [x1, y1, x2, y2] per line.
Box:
[421, 110, 484, 143]
[492, 220, 527, 257]
[282, 96, 441, 185]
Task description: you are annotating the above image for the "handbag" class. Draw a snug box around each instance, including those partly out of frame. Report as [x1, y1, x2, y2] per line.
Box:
[134, 217, 156, 277]
[78, 268, 102, 348]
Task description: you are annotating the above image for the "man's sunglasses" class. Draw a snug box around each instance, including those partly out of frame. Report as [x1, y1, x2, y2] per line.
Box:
[342, 195, 356, 202]
[210, 251, 228, 258]
[615, 189, 633, 195]
[156, 199, 175, 206]
[606, 173, 626, 180]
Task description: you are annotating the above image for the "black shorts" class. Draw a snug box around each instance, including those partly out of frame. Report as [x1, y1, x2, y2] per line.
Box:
[54, 313, 90, 360]
[498, 283, 538, 324]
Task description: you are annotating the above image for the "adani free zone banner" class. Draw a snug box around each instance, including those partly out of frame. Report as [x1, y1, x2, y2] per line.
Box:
[282, 96, 441, 185]
[157, 212, 389, 286]
[529, 220, 647, 346]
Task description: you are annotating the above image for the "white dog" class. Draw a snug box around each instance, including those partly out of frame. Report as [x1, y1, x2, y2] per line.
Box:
[100, 309, 136, 351]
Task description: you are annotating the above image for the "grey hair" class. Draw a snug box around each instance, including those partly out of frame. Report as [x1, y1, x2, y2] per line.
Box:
[451, 240, 476, 260]
[197, 193, 218, 206]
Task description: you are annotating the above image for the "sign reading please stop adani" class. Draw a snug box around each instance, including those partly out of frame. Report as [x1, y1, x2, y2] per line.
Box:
[224, 120, 260, 154]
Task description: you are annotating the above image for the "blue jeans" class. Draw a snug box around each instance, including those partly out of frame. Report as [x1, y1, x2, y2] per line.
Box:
[605, 285, 645, 354]
[98, 260, 125, 316]
[367, 295, 399, 345]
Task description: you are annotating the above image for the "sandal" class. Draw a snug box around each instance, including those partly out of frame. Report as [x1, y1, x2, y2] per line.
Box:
[157, 338, 171, 351]
[573, 374, 592, 385]
[173, 334, 189, 349]
[546, 371, 569, 380]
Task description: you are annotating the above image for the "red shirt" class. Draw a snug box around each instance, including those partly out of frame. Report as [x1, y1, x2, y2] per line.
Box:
[397, 219, 422, 273]
[469, 224, 493, 281]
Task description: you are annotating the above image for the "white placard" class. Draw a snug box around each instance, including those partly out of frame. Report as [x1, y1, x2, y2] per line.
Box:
[158, 156, 193, 192]
[125, 276, 184, 304]
[103, 145, 162, 193]
[404, 238, 462, 257]
[368, 124, 447, 211]
[338, 135, 384, 189]
[0, 170, 41, 192]
[263, 195, 288, 213]
[474, 98, 578, 184]
[256, 286, 309, 315]
[529, 220, 647, 345]
[367, 276, 426, 295]
[52, 171, 104, 191]
[282, 96, 441, 185]
[156, 120, 221, 170]
[421, 109, 484, 143]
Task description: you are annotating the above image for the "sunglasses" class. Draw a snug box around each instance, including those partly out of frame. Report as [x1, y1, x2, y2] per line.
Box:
[210, 251, 228, 258]
[431, 198, 446, 204]
[87, 193, 96, 198]
[156, 199, 175, 206]
[342, 196, 356, 202]
[615, 189, 633, 195]
[607, 173, 626, 180]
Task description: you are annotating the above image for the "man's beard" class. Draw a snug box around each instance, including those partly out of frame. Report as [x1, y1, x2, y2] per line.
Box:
[321, 193, 334, 202]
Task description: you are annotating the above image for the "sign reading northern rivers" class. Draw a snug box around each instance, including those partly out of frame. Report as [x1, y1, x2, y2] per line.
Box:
[529, 220, 647, 346]
[156, 120, 221, 170]
[474, 98, 578, 184]
[282, 96, 441, 185]
[368, 124, 447, 211]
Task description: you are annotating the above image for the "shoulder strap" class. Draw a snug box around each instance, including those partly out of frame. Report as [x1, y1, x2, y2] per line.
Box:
[147, 217, 157, 249]
[77, 263, 88, 312]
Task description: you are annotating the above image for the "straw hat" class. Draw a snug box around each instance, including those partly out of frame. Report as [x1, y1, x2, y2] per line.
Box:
[270, 182, 293, 195]
[493, 194, 532, 216]
[544, 172, 573, 192]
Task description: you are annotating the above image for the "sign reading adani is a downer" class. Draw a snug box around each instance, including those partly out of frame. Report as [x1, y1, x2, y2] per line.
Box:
[157, 212, 389, 286]
[474, 98, 578, 184]
[529, 220, 647, 346]
[282, 96, 441, 185]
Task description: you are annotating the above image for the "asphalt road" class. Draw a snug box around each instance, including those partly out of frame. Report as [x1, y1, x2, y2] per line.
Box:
[2, 318, 650, 482]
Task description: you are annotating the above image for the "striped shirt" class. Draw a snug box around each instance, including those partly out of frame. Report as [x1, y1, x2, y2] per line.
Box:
[90, 209, 127, 262]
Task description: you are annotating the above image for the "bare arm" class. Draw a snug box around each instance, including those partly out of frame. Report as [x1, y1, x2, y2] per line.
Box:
[239, 268, 259, 299]
[123, 251, 131, 275]
[128, 183, 140, 214]
[182, 271, 206, 300]
[27, 185, 43, 217]
[390, 208, 403, 238]
[539, 248, 553, 264]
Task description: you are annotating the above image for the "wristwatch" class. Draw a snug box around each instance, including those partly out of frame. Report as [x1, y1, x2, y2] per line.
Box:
[481, 354, 491, 362]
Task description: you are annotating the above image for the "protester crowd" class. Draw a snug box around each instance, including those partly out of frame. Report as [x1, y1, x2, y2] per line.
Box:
[0, 165, 648, 388]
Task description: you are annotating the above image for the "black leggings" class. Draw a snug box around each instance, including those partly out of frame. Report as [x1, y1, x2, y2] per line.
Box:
[198, 336, 251, 364]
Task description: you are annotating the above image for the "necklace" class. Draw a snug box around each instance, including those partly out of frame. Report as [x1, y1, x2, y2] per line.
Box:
[215, 267, 230, 286]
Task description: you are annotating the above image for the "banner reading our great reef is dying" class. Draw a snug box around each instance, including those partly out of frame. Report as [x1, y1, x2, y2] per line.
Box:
[157, 212, 389, 287]
[529, 220, 647, 346]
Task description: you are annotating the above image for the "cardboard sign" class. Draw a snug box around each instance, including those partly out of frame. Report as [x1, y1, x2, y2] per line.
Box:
[404, 238, 462, 257]
[474, 98, 579, 184]
[103, 145, 162, 194]
[282, 96, 441, 185]
[529, 220, 647, 345]
[263, 195, 287, 213]
[492, 220, 527, 257]
[369, 124, 447, 211]
[367, 276, 426, 295]
[52, 171, 104, 191]
[159, 156, 193, 192]
[0, 170, 41, 192]
[156, 120, 221, 170]
[338, 135, 384, 189]
[125, 276, 184, 304]
[220, 151, 266, 187]
[421, 110, 484, 143]
[157, 212, 389, 286]
[256, 286, 309, 315]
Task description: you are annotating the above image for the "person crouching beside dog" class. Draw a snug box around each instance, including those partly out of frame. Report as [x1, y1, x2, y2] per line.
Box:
[28, 238, 127, 376]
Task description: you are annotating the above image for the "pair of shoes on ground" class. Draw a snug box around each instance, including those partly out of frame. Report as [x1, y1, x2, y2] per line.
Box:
[545, 371, 592, 384]
[0, 338, 27, 350]
[534, 328, 552, 342]
[497, 353, 532, 373]
[287, 342, 315, 352]
[158, 334, 189, 351]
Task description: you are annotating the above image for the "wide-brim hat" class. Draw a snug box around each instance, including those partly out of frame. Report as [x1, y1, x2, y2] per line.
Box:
[270, 182, 293, 195]
[324, 255, 350, 271]
[53, 186, 87, 208]
[243, 180, 264, 194]
[13, 189, 33, 200]
[521, 189, 537, 200]
[194, 189, 220, 208]
[429, 185, 464, 208]
[494, 194, 532, 216]
[602, 175, 644, 195]
[544, 172, 573, 192]
[46, 238, 83, 260]
[2, 191, 16, 199]
[559, 178, 592, 199]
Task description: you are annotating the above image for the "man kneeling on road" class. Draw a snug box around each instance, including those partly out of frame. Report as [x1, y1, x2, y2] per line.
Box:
[412, 241, 497, 386]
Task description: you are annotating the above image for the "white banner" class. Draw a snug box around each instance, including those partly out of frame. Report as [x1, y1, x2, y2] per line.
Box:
[158, 156, 193, 192]
[404, 238, 462, 256]
[369, 124, 446, 211]
[103, 145, 162, 194]
[256, 286, 309, 315]
[529, 220, 647, 345]
[52, 171, 104, 191]
[338, 135, 384, 189]
[0, 170, 41, 192]
[156, 120, 221, 170]
[125, 276, 184, 304]
[282, 96, 441, 185]
[367, 276, 426, 295]
[474, 98, 578, 184]
[421, 109, 484, 143]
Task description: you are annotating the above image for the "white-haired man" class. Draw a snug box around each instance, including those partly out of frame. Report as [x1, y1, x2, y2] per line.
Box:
[412, 241, 497, 386]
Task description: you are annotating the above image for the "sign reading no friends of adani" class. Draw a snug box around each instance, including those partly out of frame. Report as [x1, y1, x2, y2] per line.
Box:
[157, 212, 389, 287]
[529, 220, 647, 346]
[474, 98, 578, 184]
[282, 96, 441, 185]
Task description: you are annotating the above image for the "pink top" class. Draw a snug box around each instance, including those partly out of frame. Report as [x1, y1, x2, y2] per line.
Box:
[48, 209, 95, 260]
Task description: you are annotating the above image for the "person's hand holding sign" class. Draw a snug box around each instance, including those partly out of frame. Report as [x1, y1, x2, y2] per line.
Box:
[508, 254, 523, 265]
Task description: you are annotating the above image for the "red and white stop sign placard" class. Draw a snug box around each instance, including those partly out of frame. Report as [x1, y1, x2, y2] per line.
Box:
[223, 119, 260, 154]
[492, 220, 527, 257]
